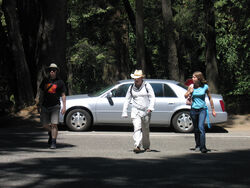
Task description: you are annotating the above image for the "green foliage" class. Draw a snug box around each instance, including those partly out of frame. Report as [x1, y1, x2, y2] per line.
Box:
[0, 2, 6, 27]
[67, 38, 111, 94]
[10, 94, 15, 105]
[66, 0, 249, 113]
[173, 0, 206, 77]
[215, 0, 250, 96]
[67, 0, 120, 94]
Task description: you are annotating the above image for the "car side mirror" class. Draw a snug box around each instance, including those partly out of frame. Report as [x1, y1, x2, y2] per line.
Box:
[106, 92, 112, 98]
[106, 92, 114, 106]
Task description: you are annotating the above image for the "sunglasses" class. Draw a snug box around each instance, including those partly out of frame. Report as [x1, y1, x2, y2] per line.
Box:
[49, 68, 57, 72]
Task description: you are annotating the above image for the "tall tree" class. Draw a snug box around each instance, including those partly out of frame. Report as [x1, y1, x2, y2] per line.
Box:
[2, 0, 34, 107]
[204, 0, 218, 93]
[111, 8, 130, 80]
[122, 0, 136, 33]
[162, 0, 179, 81]
[37, 0, 67, 79]
[122, 0, 155, 77]
[2, 0, 67, 108]
[16, 0, 42, 100]
[136, 0, 146, 72]
[35, 0, 67, 99]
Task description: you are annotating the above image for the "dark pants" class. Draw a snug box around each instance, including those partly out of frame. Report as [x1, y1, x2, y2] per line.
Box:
[190, 108, 207, 149]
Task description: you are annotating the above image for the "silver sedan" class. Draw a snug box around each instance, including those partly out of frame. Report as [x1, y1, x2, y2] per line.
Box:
[59, 79, 228, 133]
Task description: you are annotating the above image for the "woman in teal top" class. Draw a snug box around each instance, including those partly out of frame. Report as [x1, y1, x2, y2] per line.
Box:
[185, 71, 216, 153]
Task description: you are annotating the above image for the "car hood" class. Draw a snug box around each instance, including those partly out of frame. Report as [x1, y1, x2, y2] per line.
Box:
[65, 94, 90, 100]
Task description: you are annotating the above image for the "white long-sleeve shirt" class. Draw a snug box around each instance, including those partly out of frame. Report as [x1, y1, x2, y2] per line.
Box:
[122, 81, 155, 118]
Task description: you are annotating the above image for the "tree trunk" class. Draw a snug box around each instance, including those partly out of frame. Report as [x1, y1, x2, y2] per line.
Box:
[204, 0, 219, 93]
[162, 0, 179, 81]
[2, 0, 34, 107]
[36, 0, 67, 97]
[0, 10, 9, 76]
[112, 9, 130, 80]
[122, 0, 136, 33]
[123, 0, 154, 77]
[16, 0, 42, 100]
[136, 0, 146, 72]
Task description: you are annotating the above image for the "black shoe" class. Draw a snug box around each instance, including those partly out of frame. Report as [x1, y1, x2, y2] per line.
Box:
[201, 148, 208, 153]
[48, 132, 52, 145]
[50, 139, 56, 149]
[50, 143, 56, 149]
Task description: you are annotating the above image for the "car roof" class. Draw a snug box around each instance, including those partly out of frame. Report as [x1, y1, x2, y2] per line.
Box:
[117, 79, 179, 85]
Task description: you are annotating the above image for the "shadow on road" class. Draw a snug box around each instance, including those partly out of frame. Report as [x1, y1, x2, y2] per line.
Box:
[0, 115, 249, 187]
[0, 115, 74, 154]
[0, 150, 249, 187]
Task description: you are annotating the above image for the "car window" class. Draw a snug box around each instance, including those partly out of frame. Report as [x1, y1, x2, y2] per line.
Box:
[164, 84, 177, 97]
[151, 83, 164, 97]
[89, 84, 116, 97]
[112, 84, 131, 97]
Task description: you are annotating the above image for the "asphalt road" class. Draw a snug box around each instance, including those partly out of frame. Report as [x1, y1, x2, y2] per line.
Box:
[0, 123, 250, 188]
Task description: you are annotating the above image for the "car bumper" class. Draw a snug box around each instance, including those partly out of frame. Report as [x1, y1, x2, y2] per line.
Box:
[207, 112, 228, 124]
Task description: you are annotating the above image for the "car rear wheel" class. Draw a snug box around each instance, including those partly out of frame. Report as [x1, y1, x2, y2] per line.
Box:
[172, 111, 193, 133]
[66, 109, 92, 131]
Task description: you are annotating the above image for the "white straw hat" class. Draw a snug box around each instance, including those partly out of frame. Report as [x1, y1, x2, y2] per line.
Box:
[130, 70, 145, 79]
[47, 63, 59, 71]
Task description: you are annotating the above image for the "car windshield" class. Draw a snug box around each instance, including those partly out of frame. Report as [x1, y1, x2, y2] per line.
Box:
[88, 84, 116, 97]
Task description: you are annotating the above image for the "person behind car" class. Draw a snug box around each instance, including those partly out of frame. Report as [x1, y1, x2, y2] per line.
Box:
[185, 71, 216, 153]
[122, 70, 155, 153]
[39, 63, 66, 149]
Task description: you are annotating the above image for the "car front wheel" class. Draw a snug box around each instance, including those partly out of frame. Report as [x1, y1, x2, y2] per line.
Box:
[66, 109, 92, 131]
[172, 111, 193, 133]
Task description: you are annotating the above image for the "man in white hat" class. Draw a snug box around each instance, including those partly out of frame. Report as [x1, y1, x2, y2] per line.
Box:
[39, 63, 66, 149]
[122, 70, 155, 153]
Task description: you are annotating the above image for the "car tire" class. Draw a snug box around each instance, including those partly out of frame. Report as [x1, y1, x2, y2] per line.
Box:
[172, 111, 194, 133]
[66, 109, 92, 131]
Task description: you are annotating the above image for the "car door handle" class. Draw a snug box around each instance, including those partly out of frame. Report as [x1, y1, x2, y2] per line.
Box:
[168, 102, 175, 104]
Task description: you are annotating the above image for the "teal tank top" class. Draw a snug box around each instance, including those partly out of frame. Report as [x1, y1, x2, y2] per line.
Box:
[191, 84, 208, 109]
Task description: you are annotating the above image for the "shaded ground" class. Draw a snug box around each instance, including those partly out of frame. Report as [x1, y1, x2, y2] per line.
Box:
[0, 106, 41, 132]
[0, 107, 250, 188]
[1, 152, 250, 188]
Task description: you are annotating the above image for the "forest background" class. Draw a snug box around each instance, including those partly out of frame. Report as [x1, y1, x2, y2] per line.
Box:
[0, 0, 249, 114]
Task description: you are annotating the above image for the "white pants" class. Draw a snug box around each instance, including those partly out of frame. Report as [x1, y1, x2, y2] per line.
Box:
[132, 114, 151, 149]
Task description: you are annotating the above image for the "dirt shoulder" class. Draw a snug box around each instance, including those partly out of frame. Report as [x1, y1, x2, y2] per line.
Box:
[0, 106, 40, 129]
[220, 114, 250, 131]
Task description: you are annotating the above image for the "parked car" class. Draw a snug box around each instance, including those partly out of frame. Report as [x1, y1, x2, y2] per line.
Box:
[59, 79, 227, 133]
